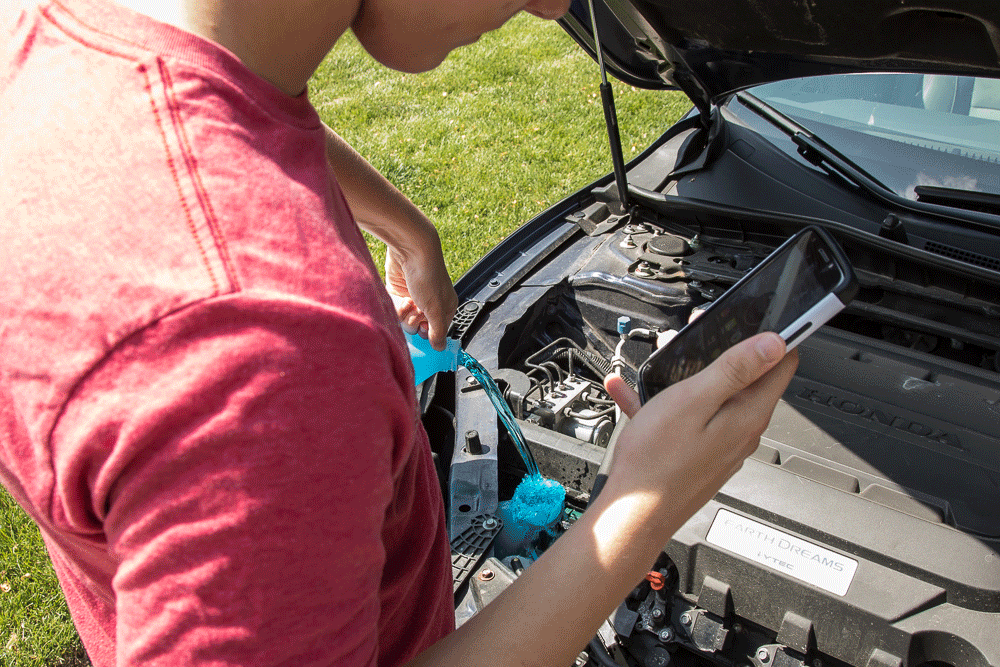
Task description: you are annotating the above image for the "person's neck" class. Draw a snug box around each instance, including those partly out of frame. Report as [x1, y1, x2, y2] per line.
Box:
[114, 0, 355, 96]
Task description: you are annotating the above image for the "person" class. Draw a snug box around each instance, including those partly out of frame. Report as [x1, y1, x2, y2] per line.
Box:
[0, 1, 799, 666]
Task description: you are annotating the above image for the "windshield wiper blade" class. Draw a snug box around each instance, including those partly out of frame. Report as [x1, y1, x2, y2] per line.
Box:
[735, 91, 891, 197]
[914, 185, 1000, 216]
[735, 91, 1000, 235]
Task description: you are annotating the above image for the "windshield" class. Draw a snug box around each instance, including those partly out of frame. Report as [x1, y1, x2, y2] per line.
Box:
[735, 73, 1000, 200]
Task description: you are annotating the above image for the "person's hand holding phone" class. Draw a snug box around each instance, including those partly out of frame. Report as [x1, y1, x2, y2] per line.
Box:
[599, 332, 798, 532]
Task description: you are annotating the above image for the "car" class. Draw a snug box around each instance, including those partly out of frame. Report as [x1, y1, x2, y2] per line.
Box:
[421, 2, 1000, 667]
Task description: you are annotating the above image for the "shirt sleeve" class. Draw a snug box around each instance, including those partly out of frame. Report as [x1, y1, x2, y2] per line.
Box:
[51, 293, 424, 667]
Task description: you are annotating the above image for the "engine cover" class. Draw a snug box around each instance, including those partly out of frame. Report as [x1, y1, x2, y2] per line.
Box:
[652, 326, 1000, 667]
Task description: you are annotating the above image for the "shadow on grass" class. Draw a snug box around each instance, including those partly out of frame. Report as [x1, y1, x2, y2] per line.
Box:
[54, 641, 91, 666]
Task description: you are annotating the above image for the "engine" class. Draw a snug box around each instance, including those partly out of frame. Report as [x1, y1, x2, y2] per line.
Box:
[427, 207, 1000, 667]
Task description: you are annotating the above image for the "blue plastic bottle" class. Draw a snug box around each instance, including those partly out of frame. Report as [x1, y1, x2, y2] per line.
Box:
[405, 330, 462, 386]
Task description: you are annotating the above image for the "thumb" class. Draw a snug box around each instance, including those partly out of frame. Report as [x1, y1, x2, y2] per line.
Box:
[691, 332, 787, 412]
[604, 373, 642, 419]
[424, 311, 448, 351]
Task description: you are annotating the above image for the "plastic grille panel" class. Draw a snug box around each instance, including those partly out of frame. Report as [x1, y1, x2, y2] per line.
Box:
[923, 241, 1000, 271]
[448, 301, 483, 339]
[450, 513, 502, 593]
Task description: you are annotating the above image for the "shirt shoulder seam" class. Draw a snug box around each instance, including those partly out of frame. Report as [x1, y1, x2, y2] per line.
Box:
[154, 58, 242, 292]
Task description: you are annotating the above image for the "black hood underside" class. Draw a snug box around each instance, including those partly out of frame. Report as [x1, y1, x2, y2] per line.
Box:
[562, 0, 1000, 107]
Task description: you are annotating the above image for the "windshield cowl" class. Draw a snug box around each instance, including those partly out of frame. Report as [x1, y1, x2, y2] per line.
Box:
[729, 74, 1000, 229]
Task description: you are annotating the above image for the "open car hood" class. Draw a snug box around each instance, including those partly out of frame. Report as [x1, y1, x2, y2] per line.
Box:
[560, 0, 1000, 110]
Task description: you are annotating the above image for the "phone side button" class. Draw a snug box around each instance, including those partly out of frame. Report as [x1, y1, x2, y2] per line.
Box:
[783, 322, 812, 347]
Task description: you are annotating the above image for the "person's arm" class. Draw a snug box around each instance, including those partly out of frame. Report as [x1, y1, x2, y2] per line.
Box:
[323, 124, 457, 350]
[406, 333, 798, 667]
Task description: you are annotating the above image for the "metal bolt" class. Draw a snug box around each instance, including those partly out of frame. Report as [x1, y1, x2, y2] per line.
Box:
[462, 302, 480, 313]
[478, 568, 495, 582]
[651, 608, 663, 620]
[756, 648, 771, 663]
[482, 517, 498, 531]
[466, 376, 478, 385]
[634, 266, 655, 278]
[488, 279, 501, 288]
[679, 612, 692, 625]
[658, 628, 674, 643]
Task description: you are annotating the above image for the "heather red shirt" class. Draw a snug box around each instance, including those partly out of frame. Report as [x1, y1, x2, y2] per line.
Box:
[0, 1, 454, 665]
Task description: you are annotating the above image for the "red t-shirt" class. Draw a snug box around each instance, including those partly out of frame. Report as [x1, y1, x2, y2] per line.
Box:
[0, 1, 454, 665]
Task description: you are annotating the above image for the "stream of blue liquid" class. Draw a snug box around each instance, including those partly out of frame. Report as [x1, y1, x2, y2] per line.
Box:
[458, 350, 567, 554]
[458, 350, 540, 478]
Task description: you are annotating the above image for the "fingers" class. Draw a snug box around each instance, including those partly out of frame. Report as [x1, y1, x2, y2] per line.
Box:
[424, 273, 458, 344]
[394, 297, 434, 341]
[608, 330, 787, 424]
[604, 373, 642, 419]
[390, 294, 420, 333]
[416, 277, 458, 351]
[384, 247, 457, 351]
[423, 301, 453, 351]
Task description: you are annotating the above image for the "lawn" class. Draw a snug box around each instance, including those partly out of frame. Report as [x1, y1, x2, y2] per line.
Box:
[0, 14, 689, 666]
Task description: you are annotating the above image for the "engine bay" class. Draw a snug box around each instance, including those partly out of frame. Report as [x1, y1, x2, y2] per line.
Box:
[422, 203, 1000, 667]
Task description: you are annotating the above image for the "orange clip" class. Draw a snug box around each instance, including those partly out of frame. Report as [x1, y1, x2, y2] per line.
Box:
[645, 571, 666, 591]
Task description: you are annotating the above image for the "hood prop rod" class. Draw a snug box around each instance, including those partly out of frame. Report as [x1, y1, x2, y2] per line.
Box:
[587, 0, 630, 211]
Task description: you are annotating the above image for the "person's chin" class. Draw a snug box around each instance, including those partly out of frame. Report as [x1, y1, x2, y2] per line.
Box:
[389, 55, 448, 74]
[359, 42, 449, 73]
[405, 36, 480, 71]
[458, 33, 483, 47]
[370, 29, 489, 72]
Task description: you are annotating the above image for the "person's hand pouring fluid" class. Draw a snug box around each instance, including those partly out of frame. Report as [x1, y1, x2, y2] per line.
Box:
[385, 241, 458, 351]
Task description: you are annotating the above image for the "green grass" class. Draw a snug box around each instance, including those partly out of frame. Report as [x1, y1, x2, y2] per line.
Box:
[0, 14, 689, 665]
[0, 499, 89, 666]
[312, 14, 690, 278]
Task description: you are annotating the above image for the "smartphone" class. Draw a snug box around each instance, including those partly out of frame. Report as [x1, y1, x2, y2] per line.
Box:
[637, 226, 858, 404]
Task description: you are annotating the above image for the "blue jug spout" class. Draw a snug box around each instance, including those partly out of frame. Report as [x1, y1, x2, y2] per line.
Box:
[405, 330, 461, 386]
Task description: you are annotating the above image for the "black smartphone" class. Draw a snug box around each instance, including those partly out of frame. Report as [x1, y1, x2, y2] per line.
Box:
[637, 226, 858, 404]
